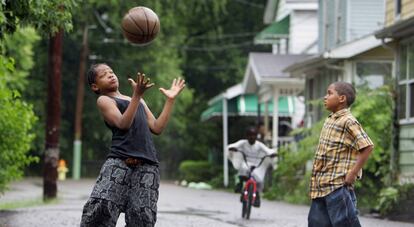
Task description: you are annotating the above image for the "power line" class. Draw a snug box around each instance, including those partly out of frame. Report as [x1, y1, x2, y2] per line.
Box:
[188, 32, 257, 40]
[95, 38, 255, 52]
[181, 41, 254, 51]
[182, 65, 242, 70]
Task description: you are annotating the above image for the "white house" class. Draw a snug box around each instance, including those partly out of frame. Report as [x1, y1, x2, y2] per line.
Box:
[257, 0, 319, 54]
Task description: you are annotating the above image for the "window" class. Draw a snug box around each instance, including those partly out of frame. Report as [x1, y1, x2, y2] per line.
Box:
[395, 0, 402, 18]
[355, 62, 392, 89]
[409, 44, 414, 79]
[399, 84, 406, 119]
[410, 83, 414, 118]
[308, 78, 314, 112]
[399, 41, 414, 121]
[400, 45, 407, 81]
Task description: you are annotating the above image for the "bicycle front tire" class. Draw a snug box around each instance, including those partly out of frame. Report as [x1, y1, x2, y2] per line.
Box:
[245, 184, 253, 219]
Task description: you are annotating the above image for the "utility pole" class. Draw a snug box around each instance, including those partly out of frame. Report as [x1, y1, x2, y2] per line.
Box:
[44, 29, 63, 200]
[72, 25, 90, 180]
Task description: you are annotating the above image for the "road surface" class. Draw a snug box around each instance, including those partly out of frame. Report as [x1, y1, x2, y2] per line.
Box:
[0, 178, 412, 227]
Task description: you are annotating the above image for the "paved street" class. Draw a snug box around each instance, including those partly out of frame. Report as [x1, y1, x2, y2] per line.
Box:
[0, 178, 413, 227]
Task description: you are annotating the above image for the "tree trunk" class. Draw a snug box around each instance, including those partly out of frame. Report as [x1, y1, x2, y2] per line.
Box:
[43, 29, 63, 200]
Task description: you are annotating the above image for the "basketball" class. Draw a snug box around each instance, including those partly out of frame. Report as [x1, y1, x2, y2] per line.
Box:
[121, 6, 160, 45]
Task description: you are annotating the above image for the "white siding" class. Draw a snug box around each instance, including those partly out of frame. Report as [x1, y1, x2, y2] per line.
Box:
[325, 0, 336, 50]
[348, 0, 385, 41]
[337, 0, 347, 45]
[290, 10, 318, 54]
[318, 0, 324, 52]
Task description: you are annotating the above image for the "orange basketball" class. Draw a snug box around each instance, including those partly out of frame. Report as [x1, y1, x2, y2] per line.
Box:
[121, 6, 160, 45]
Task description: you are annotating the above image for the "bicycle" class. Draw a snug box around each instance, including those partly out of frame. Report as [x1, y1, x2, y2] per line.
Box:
[229, 147, 277, 219]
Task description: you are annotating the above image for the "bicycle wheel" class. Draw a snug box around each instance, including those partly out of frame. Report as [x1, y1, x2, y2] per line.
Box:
[245, 184, 254, 219]
[242, 200, 248, 218]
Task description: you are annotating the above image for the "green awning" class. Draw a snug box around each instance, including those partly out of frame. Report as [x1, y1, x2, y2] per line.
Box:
[201, 94, 294, 121]
[254, 15, 290, 45]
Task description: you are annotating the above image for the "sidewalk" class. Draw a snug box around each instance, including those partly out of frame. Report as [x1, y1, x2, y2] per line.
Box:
[0, 178, 94, 226]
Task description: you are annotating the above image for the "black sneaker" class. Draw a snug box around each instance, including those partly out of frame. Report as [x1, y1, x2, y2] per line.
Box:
[253, 192, 261, 207]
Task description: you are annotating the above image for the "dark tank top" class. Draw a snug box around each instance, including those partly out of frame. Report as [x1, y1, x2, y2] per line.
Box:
[104, 96, 159, 165]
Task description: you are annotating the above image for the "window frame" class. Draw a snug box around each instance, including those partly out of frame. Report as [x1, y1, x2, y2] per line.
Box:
[399, 39, 414, 125]
[353, 60, 394, 89]
[395, 0, 402, 21]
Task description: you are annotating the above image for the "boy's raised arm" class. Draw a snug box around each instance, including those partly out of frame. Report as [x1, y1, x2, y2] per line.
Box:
[96, 95, 140, 130]
[97, 73, 153, 130]
[143, 78, 185, 135]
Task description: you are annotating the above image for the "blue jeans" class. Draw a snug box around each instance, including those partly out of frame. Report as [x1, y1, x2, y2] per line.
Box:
[308, 186, 361, 227]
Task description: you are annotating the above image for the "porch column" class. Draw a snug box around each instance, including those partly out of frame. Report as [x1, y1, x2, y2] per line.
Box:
[222, 98, 229, 187]
[264, 102, 269, 136]
[272, 88, 279, 148]
[343, 60, 353, 83]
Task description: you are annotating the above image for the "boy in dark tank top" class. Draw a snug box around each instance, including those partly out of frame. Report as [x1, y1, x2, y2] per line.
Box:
[80, 63, 185, 227]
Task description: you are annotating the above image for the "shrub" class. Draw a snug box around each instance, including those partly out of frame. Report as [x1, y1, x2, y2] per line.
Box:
[178, 160, 217, 182]
[266, 86, 394, 210]
[0, 87, 38, 193]
[377, 184, 414, 219]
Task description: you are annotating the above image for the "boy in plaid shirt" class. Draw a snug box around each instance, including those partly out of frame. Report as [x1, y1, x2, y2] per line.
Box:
[308, 82, 374, 227]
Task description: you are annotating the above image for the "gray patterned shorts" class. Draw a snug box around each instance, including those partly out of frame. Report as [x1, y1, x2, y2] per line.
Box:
[80, 158, 160, 227]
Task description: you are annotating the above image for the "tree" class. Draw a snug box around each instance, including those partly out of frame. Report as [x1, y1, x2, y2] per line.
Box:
[0, 28, 39, 193]
[0, 0, 78, 199]
[23, 0, 269, 179]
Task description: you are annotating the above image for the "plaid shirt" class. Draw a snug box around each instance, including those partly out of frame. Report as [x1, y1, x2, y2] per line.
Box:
[309, 108, 373, 199]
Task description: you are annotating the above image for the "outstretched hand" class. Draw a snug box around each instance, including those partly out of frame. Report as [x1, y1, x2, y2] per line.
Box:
[159, 78, 186, 99]
[128, 72, 154, 97]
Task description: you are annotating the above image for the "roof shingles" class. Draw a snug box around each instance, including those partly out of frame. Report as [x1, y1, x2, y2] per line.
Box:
[250, 53, 309, 78]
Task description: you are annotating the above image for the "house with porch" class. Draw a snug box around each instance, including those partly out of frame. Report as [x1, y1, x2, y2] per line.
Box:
[284, 0, 392, 125]
[375, 0, 414, 184]
[244, 0, 319, 148]
[201, 0, 318, 186]
[283, 0, 414, 184]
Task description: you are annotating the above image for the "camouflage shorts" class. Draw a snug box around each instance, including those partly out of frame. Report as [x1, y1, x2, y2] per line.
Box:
[80, 158, 160, 227]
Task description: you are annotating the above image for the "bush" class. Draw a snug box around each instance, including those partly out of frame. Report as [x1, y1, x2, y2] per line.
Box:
[265, 143, 313, 204]
[265, 120, 321, 203]
[0, 27, 40, 193]
[377, 184, 414, 219]
[178, 160, 217, 182]
[266, 86, 394, 210]
[0, 87, 38, 193]
[351, 86, 394, 209]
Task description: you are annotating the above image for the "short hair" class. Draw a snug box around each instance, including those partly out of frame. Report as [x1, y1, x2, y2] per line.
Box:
[87, 63, 107, 94]
[246, 126, 257, 136]
[332, 82, 356, 106]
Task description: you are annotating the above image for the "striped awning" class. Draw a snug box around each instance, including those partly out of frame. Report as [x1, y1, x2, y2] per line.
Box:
[254, 15, 290, 45]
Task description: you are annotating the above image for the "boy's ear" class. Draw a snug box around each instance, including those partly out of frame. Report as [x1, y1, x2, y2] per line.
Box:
[91, 83, 99, 93]
[338, 95, 347, 104]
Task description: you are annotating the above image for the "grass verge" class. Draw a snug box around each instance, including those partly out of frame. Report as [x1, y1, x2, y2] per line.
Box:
[0, 198, 59, 210]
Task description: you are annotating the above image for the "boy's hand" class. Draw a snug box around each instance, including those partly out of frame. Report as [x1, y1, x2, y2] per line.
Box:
[344, 171, 357, 186]
[128, 72, 154, 97]
[159, 78, 186, 100]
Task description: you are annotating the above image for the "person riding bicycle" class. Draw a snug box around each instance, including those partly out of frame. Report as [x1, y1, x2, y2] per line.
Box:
[228, 127, 277, 207]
